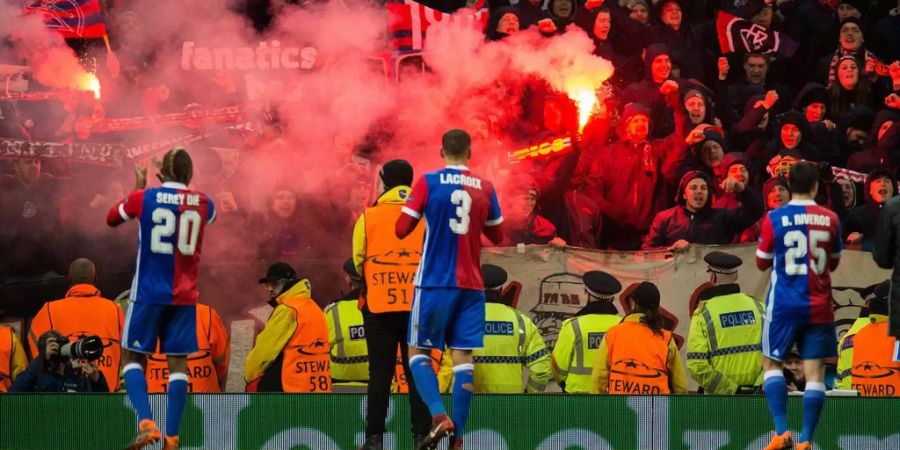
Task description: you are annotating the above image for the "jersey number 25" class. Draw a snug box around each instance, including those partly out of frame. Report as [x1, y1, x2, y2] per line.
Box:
[784, 229, 829, 276]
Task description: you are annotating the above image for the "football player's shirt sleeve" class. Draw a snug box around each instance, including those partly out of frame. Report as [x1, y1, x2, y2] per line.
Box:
[485, 184, 503, 227]
[831, 213, 843, 259]
[402, 176, 429, 219]
[107, 190, 145, 226]
[756, 214, 775, 260]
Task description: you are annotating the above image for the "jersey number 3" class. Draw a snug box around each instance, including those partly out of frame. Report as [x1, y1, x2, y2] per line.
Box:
[150, 208, 201, 255]
[784, 229, 829, 276]
[449, 189, 472, 235]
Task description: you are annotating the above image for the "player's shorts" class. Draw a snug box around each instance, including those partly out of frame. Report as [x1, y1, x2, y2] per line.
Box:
[408, 287, 485, 350]
[762, 319, 837, 361]
[122, 302, 198, 355]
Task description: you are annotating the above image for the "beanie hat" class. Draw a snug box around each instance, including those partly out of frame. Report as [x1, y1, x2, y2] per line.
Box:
[722, 152, 749, 174]
[793, 83, 829, 110]
[675, 170, 713, 208]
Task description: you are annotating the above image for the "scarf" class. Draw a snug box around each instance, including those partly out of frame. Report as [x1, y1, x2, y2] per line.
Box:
[826, 47, 883, 88]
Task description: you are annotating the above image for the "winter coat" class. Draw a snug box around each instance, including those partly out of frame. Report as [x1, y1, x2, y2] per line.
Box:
[872, 195, 900, 337]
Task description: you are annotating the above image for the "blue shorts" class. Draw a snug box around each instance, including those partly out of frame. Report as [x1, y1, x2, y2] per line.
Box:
[122, 302, 197, 355]
[762, 319, 837, 361]
[408, 287, 485, 350]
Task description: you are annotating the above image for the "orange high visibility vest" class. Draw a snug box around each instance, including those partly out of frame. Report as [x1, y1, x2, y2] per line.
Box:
[28, 284, 123, 392]
[146, 304, 228, 393]
[0, 327, 15, 393]
[281, 296, 332, 393]
[393, 347, 441, 393]
[363, 203, 424, 313]
[605, 321, 672, 395]
[850, 322, 900, 397]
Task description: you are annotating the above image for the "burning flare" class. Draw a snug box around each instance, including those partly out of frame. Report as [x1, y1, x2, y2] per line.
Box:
[570, 89, 596, 131]
[80, 73, 101, 99]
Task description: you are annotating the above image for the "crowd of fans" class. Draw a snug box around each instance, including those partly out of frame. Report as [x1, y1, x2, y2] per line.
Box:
[1, 0, 899, 392]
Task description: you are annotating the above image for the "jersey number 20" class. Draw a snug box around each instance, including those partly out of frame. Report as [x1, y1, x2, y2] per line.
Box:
[784, 229, 830, 275]
[449, 189, 472, 235]
[150, 208, 201, 255]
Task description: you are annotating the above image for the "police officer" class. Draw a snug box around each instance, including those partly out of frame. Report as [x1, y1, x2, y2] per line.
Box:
[439, 264, 550, 393]
[325, 259, 369, 391]
[686, 251, 765, 394]
[0, 326, 27, 392]
[552, 271, 623, 394]
[836, 280, 899, 396]
[351, 160, 430, 450]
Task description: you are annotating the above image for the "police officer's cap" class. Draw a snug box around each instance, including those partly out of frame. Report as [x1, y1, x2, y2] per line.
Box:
[343, 258, 363, 283]
[704, 251, 743, 275]
[583, 271, 622, 301]
[482, 264, 508, 291]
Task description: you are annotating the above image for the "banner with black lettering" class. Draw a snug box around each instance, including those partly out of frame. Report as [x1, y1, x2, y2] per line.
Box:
[0, 138, 125, 167]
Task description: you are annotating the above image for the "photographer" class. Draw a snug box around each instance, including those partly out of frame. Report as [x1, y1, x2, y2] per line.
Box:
[10, 330, 108, 393]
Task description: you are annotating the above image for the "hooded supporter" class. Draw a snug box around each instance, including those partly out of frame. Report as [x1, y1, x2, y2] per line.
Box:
[772, 110, 824, 162]
[620, 43, 682, 138]
[740, 177, 791, 243]
[677, 127, 725, 181]
[584, 101, 688, 250]
[713, 152, 753, 209]
[642, 170, 764, 249]
[486, 6, 524, 41]
[837, 106, 875, 158]
[648, 0, 708, 81]
[544, 0, 578, 31]
[835, 174, 859, 213]
[681, 81, 717, 129]
[502, 174, 558, 245]
[844, 168, 896, 251]
[730, 93, 773, 157]
[794, 83, 842, 163]
[847, 109, 900, 174]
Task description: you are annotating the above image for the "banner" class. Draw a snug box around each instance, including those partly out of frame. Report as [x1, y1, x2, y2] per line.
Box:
[716, 11, 798, 58]
[481, 245, 889, 355]
[1, 394, 897, 449]
[0, 137, 125, 166]
[91, 105, 246, 134]
[22, 0, 108, 39]
[386, 0, 488, 52]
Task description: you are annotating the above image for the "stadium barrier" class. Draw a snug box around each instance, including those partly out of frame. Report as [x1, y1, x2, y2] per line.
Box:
[1, 393, 897, 449]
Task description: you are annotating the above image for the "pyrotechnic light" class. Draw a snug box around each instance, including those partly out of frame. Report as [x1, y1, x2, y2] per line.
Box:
[81, 73, 101, 99]
[570, 89, 596, 131]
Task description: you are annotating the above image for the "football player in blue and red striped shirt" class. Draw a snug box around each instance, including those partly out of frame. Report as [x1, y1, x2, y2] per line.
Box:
[756, 162, 842, 450]
[396, 129, 504, 450]
[107, 148, 215, 450]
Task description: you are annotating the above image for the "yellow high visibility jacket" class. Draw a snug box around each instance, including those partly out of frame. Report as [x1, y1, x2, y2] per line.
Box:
[552, 312, 621, 393]
[439, 302, 550, 393]
[325, 293, 369, 385]
[686, 284, 765, 394]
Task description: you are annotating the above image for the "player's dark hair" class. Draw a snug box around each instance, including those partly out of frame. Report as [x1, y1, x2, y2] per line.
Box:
[788, 161, 819, 195]
[442, 129, 472, 158]
[161, 148, 193, 185]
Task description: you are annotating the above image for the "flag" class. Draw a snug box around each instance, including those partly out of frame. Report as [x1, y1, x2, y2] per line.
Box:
[386, 0, 488, 52]
[23, 0, 108, 39]
[716, 11, 797, 59]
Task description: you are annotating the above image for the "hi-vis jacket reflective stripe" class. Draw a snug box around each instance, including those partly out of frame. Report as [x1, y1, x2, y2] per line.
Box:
[325, 298, 369, 383]
[146, 303, 230, 393]
[245, 279, 332, 393]
[28, 284, 124, 392]
[0, 326, 28, 393]
[353, 186, 424, 313]
[686, 284, 765, 394]
[552, 314, 621, 394]
[591, 313, 688, 395]
[848, 319, 899, 397]
[836, 315, 881, 390]
[438, 302, 550, 393]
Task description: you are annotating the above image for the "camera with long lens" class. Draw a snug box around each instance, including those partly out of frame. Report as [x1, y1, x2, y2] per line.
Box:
[59, 336, 104, 361]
